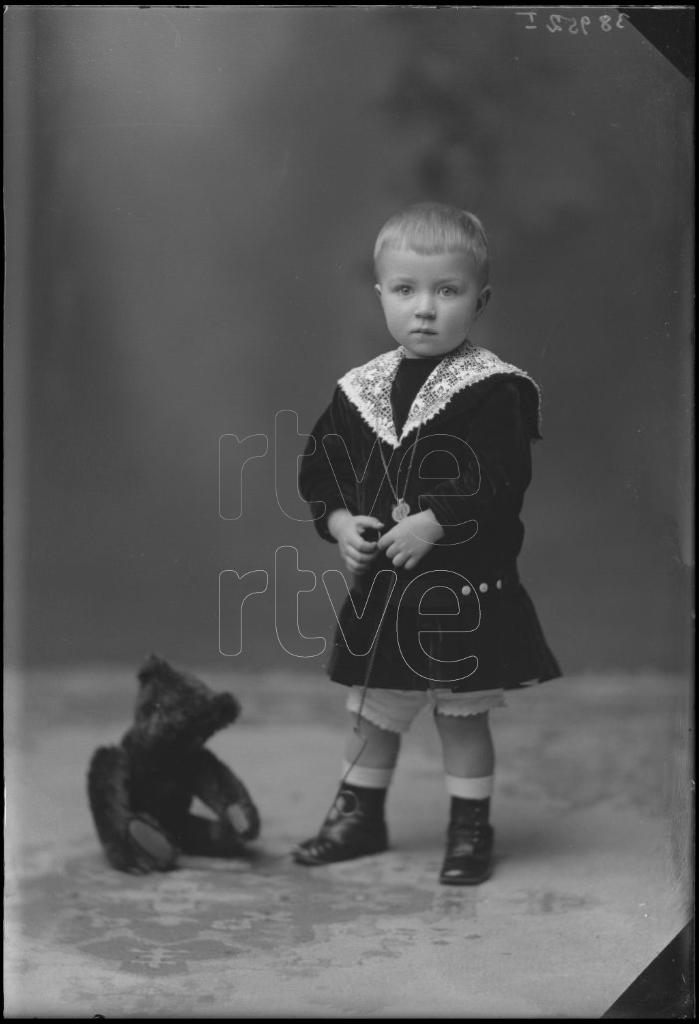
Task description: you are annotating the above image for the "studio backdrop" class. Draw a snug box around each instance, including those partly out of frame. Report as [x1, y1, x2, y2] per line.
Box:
[5, 6, 693, 677]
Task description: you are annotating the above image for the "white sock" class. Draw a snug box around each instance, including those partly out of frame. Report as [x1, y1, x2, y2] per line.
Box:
[341, 760, 394, 789]
[445, 774, 494, 800]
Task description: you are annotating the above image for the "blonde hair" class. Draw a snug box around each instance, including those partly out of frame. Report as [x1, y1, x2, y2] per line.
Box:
[374, 202, 489, 285]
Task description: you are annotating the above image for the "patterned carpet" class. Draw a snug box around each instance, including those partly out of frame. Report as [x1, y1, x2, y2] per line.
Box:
[5, 667, 693, 1017]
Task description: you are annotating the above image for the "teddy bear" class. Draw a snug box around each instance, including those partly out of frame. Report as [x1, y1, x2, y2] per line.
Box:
[87, 654, 260, 873]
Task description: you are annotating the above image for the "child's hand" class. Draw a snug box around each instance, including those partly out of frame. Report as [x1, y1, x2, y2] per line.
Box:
[327, 511, 384, 576]
[376, 509, 445, 571]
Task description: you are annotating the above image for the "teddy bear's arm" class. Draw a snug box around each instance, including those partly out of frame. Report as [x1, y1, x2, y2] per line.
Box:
[188, 748, 260, 842]
[87, 745, 178, 873]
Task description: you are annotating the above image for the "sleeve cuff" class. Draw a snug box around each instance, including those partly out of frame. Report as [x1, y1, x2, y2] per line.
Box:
[310, 499, 352, 543]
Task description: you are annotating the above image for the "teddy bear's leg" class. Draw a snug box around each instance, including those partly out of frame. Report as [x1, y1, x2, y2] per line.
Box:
[87, 746, 178, 873]
[188, 748, 260, 842]
[127, 818, 178, 869]
[177, 813, 248, 857]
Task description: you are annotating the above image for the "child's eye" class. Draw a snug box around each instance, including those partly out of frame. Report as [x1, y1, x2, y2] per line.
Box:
[439, 286, 458, 297]
[393, 285, 412, 295]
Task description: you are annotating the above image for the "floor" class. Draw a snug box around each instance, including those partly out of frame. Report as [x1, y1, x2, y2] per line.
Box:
[4, 665, 693, 1018]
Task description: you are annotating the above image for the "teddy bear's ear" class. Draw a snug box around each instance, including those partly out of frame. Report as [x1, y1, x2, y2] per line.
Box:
[137, 653, 167, 683]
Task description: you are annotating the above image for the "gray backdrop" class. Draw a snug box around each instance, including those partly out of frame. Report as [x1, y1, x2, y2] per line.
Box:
[5, 7, 693, 676]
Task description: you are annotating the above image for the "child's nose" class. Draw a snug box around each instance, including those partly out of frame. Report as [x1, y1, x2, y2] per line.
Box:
[415, 294, 436, 318]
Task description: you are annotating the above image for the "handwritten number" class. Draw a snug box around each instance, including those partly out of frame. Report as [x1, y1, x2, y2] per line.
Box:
[516, 11, 538, 29]
[521, 9, 625, 33]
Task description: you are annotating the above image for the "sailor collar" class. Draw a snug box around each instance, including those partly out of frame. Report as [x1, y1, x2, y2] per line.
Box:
[338, 341, 542, 448]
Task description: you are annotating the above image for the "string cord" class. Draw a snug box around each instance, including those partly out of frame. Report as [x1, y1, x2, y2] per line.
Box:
[339, 411, 421, 789]
[316, 409, 420, 824]
[377, 424, 423, 511]
[305, 617, 382, 844]
[339, 616, 383, 787]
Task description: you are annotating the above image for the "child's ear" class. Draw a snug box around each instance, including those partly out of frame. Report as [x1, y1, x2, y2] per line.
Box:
[476, 286, 492, 316]
[374, 283, 382, 299]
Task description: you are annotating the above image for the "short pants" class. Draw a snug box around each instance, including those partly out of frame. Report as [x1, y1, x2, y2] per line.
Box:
[345, 685, 506, 735]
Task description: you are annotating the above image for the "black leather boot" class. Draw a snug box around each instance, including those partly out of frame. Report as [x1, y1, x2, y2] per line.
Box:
[292, 786, 389, 866]
[439, 797, 494, 886]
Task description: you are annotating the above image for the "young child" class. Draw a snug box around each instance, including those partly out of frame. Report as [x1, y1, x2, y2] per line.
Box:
[294, 202, 561, 885]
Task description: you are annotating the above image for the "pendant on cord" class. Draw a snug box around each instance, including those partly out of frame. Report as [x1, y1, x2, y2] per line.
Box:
[391, 500, 411, 523]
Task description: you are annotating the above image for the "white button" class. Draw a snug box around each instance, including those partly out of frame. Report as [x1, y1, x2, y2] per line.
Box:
[496, 579, 502, 590]
[479, 582, 488, 593]
[461, 585, 471, 596]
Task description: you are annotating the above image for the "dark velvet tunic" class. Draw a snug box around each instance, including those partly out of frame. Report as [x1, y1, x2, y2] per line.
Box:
[299, 343, 562, 693]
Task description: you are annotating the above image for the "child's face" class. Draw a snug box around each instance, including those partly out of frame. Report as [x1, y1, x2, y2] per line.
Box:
[374, 248, 490, 358]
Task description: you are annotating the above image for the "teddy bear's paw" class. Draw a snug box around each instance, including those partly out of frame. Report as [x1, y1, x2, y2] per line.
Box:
[128, 816, 178, 871]
[224, 801, 260, 842]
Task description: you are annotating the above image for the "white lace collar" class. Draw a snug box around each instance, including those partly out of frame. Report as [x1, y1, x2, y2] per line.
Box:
[338, 341, 542, 448]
